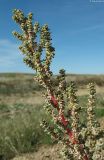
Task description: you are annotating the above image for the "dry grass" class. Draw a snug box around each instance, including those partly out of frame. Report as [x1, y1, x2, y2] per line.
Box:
[12, 144, 63, 160]
[78, 86, 104, 96]
[0, 73, 104, 160]
[0, 92, 44, 106]
[12, 116, 104, 160]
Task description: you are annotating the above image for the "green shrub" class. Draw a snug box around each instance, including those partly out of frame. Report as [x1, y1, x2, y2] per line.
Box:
[0, 104, 52, 159]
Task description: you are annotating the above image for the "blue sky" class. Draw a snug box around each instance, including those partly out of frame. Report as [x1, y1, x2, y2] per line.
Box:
[0, 0, 104, 74]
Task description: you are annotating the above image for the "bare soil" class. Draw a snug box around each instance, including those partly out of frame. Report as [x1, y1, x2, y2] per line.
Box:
[12, 144, 63, 160]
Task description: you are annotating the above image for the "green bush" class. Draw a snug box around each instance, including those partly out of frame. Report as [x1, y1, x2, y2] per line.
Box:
[0, 104, 52, 159]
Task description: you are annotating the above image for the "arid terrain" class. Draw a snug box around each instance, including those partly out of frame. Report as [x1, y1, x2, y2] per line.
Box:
[0, 73, 104, 160]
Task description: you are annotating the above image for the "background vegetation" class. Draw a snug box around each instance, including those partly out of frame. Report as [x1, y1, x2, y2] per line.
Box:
[0, 73, 104, 159]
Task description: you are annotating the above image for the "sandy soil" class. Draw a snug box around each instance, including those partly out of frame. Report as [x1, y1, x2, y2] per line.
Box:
[12, 144, 63, 160]
[0, 87, 104, 106]
[0, 92, 44, 105]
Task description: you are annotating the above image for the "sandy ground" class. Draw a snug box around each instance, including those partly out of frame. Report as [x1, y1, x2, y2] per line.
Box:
[0, 87, 104, 106]
[12, 144, 63, 160]
[78, 86, 104, 96]
[0, 92, 44, 105]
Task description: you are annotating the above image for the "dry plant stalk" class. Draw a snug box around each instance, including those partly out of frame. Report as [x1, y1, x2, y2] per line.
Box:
[12, 9, 104, 160]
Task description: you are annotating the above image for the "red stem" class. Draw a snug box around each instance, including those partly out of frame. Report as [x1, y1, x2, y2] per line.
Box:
[50, 95, 89, 160]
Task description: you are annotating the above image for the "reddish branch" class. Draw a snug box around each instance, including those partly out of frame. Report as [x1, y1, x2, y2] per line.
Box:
[50, 95, 89, 160]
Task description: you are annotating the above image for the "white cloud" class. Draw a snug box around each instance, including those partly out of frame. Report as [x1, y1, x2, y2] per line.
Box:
[0, 39, 17, 47]
[69, 24, 104, 35]
[0, 39, 26, 72]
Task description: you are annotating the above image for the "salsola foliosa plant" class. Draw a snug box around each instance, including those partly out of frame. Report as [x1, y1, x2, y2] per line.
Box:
[12, 9, 104, 160]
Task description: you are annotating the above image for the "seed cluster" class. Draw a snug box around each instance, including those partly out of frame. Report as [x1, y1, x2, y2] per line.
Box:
[12, 9, 104, 160]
